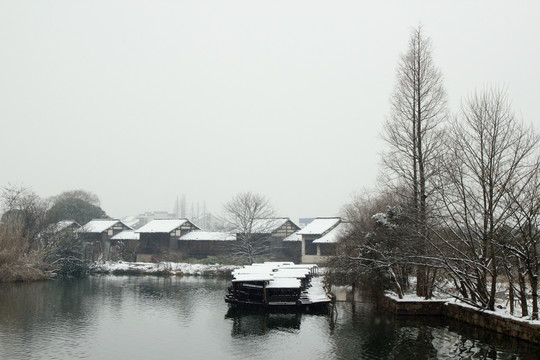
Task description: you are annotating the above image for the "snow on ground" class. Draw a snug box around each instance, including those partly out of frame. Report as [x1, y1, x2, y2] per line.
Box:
[91, 261, 240, 276]
[386, 292, 452, 303]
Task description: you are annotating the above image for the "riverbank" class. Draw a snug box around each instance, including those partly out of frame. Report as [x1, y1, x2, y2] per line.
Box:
[0, 263, 50, 283]
[381, 293, 540, 344]
[90, 261, 240, 277]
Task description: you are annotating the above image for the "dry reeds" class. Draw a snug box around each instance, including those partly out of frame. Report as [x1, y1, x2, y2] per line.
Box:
[0, 225, 48, 282]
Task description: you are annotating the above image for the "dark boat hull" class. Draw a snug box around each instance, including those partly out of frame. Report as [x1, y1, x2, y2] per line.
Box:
[225, 295, 330, 313]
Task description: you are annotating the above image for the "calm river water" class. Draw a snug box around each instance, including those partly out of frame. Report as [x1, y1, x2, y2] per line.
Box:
[0, 276, 538, 359]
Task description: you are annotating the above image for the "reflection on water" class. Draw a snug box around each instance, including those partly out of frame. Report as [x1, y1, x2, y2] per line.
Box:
[225, 308, 302, 336]
[0, 276, 539, 360]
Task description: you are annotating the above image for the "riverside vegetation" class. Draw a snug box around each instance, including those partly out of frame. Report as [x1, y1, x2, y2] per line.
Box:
[0, 187, 103, 282]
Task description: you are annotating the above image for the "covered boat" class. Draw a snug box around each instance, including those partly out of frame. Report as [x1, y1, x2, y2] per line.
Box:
[225, 262, 331, 311]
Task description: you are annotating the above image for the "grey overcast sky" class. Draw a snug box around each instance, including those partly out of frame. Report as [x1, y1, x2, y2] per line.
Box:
[1, 0, 539, 222]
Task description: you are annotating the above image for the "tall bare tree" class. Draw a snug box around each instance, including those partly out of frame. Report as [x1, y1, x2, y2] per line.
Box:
[382, 25, 447, 297]
[504, 156, 540, 318]
[437, 87, 539, 310]
[224, 192, 275, 264]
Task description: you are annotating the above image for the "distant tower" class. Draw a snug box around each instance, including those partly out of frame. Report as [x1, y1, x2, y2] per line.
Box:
[203, 201, 208, 228]
[174, 196, 180, 217]
[181, 194, 186, 218]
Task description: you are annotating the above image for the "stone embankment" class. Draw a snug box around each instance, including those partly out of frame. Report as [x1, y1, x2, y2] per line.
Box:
[380, 295, 540, 344]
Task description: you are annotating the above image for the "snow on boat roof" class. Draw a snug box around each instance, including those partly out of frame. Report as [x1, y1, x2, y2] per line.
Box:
[313, 223, 347, 243]
[232, 274, 274, 282]
[297, 217, 341, 235]
[232, 264, 280, 276]
[266, 278, 301, 289]
[272, 269, 311, 278]
[231, 262, 317, 283]
[279, 264, 316, 269]
[259, 262, 295, 266]
[282, 232, 301, 242]
[77, 219, 129, 234]
[111, 230, 140, 241]
[179, 231, 236, 241]
[136, 219, 194, 233]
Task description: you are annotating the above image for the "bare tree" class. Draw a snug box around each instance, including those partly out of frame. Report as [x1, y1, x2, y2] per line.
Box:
[436, 87, 539, 310]
[1, 184, 49, 250]
[504, 157, 540, 318]
[224, 192, 275, 264]
[382, 24, 447, 297]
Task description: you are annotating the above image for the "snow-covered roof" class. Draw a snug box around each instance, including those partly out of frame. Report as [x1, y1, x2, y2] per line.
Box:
[266, 278, 301, 289]
[231, 262, 318, 285]
[247, 218, 298, 234]
[136, 219, 196, 233]
[48, 220, 80, 233]
[121, 216, 141, 229]
[233, 263, 300, 276]
[279, 264, 317, 270]
[232, 274, 274, 282]
[40, 220, 80, 240]
[230, 262, 329, 302]
[313, 223, 347, 243]
[111, 230, 140, 241]
[179, 231, 236, 241]
[282, 231, 301, 242]
[272, 268, 311, 278]
[78, 219, 129, 234]
[297, 217, 341, 235]
[255, 262, 295, 266]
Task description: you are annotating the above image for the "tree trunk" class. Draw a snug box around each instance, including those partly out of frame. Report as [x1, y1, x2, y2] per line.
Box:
[509, 283, 514, 315]
[416, 266, 426, 298]
[488, 250, 497, 311]
[518, 263, 529, 317]
[530, 271, 538, 320]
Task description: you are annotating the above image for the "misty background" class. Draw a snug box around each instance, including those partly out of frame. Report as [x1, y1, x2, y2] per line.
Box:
[1, 0, 539, 221]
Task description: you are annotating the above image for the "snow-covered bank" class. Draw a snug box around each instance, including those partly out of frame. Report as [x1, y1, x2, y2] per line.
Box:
[90, 261, 240, 277]
[385, 291, 540, 325]
[382, 292, 540, 344]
